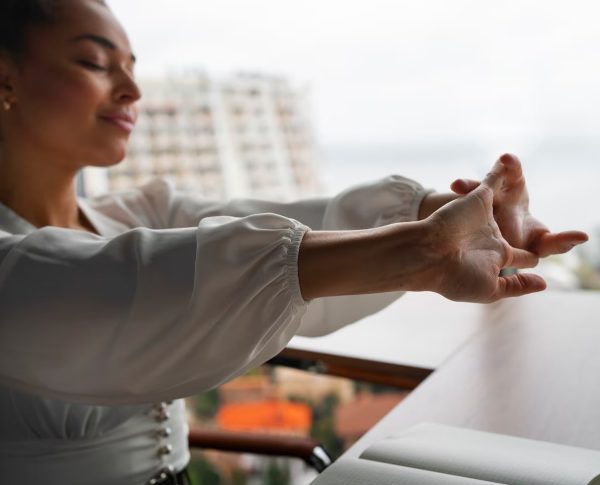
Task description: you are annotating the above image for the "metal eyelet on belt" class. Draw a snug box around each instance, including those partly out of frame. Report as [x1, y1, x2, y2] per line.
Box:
[147, 465, 183, 485]
[148, 466, 177, 485]
[157, 426, 172, 438]
[149, 401, 178, 484]
[158, 444, 173, 457]
[155, 409, 171, 422]
[151, 401, 173, 414]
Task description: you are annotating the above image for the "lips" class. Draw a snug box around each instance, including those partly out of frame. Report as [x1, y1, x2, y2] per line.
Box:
[99, 112, 137, 133]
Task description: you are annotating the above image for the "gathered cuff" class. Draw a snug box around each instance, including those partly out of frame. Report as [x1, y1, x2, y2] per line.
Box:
[375, 175, 435, 225]
[284, 223, 311, 305]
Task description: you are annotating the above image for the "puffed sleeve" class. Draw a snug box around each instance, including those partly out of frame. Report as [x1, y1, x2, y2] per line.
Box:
[0, 215, 309, 405]
[102, 175, 431, 337]
[298, 175, 432, 336]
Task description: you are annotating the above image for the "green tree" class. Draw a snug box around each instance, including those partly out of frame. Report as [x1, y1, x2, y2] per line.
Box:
[261, 459, 291, 485]
[231, 469, 248, 485]
[193, 389, 220, 419]
[310, 393, 344, 458]
[187, 455, 221, 485]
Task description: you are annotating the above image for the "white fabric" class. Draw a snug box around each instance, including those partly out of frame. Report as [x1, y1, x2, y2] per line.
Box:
[0, 174, 428, 484]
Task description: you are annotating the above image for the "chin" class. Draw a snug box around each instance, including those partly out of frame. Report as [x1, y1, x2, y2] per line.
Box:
[86, 141, 130, 167]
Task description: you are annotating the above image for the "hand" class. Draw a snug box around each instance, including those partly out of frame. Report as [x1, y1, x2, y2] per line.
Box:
[450, 154, 589, 257]
[427, 166, 547, 303]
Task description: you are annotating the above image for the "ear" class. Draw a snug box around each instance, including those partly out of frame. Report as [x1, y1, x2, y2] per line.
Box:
[0, 53, 18, 102]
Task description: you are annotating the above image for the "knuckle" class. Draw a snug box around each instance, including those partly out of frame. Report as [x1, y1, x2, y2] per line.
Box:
[473, 185, 493, 208]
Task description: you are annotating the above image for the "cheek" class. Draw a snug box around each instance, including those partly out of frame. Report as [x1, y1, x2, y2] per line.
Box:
[15, 62, 127, 165]
[22, 64, 104, 124]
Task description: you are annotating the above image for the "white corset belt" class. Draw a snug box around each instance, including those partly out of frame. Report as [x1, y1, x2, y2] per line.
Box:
[0, 399, 190, 485]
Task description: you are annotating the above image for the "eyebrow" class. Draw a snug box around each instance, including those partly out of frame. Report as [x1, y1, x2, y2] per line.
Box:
[70, 34, 137, 64]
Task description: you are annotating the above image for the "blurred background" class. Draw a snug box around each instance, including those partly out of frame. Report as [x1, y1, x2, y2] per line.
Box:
[94, 1, 600, 482]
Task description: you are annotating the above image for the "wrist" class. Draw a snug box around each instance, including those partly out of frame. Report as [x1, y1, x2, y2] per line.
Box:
[386, 218, 447, 293]
[297, 220, 444, 299]
[370, 219, 446, 295]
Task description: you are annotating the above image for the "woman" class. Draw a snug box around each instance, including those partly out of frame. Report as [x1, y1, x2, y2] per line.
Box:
[0, 0, 588, 484]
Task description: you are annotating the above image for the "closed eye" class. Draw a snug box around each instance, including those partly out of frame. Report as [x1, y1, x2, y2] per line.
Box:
[78, 60, 108, 71]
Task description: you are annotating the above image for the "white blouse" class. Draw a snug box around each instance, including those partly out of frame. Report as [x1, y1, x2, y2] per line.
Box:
[0, 175, 428, 484]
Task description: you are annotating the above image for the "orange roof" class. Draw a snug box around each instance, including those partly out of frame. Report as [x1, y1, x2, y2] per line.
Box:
[217, 400, 311, 433]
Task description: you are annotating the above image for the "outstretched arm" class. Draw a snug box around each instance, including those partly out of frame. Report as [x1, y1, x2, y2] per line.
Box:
[299, 164, 546, 303]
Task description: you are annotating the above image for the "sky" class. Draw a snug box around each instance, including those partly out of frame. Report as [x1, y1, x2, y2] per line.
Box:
[107, 0, 600, 147]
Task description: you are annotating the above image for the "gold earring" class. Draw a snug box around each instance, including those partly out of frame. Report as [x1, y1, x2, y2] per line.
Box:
[2, 100, 11, 112]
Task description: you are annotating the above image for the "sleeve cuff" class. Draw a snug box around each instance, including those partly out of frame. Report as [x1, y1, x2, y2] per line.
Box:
[285, 222, 311, 305]
[374, 175, 435, 225]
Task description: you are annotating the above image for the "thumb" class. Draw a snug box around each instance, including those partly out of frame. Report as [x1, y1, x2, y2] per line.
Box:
[481, 158, 507, 195]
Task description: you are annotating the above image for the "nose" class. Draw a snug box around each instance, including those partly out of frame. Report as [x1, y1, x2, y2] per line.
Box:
[112, 67, 142, 105]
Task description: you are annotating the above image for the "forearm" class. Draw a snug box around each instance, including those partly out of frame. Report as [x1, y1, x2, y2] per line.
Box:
[418, 192, 460, 220]
[298, 221, 440, 299]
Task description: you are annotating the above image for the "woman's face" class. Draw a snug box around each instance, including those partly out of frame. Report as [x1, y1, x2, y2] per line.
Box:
[2, 0, 141, 169]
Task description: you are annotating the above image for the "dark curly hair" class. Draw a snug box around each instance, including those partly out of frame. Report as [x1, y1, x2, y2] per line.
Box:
[0, 0, 106, 60]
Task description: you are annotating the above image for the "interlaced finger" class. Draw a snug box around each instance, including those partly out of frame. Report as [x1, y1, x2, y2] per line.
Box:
[498, 153, 525, 187]
[492, 273, 547, 300]
[505, 246, 539, 269]
[450, 179, 480, 195]
[535, 231, 590, 257]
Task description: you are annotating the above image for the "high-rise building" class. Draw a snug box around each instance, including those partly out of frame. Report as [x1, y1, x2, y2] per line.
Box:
[83, 72, 322, 200]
